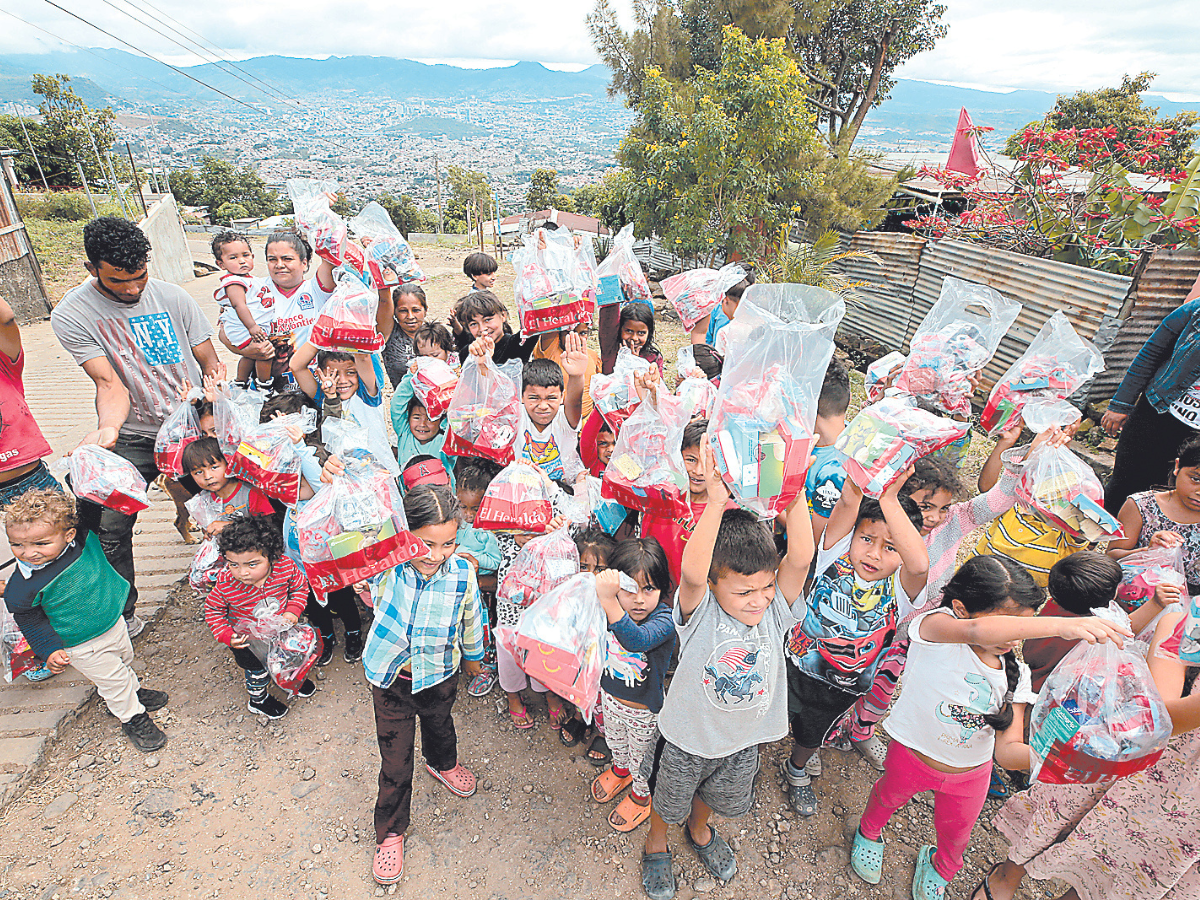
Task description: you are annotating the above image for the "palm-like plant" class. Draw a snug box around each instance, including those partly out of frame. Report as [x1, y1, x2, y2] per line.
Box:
[757, 227, 878, 299]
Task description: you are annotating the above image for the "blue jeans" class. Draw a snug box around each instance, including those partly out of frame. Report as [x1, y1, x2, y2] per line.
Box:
[0, 461, 63, 506]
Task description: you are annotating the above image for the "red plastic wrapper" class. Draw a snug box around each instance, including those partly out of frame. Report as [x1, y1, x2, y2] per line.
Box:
[1115, 544, 1186, 611]
[596, 223, 651, 302]
[444, 356, 520, 465]
[154, 400, 200, 478]
[297, 460, 428, 600]
[350, 201, 425, 289]
[234, 609, 323, 698]
[497, 529, 580, 608]
[476, 463, 556, 534]
[512, 228, 596, 336]
[1017, 443, 1123, 542]
[411, 357, 459, 420]
[226, 410, 317, 505]
[661, 263, 746, 332]
[1030, 605, 1171, 784]
[1, 608, 38, 682]
[58, 444, 149, 515]
[309, 278, 384, 353]
[602, 385, 692, 519]
[589, 348, 650, 432]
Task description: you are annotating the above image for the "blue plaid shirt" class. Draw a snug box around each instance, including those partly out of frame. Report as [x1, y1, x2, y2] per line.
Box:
[362, 555, 485, 692]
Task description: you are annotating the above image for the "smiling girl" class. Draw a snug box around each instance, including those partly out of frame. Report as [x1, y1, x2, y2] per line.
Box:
[616, 303, 664, 376]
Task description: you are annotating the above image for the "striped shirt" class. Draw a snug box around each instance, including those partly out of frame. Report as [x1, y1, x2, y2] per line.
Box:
[362, 555, 485, 692]
[205, 555, 310, 646]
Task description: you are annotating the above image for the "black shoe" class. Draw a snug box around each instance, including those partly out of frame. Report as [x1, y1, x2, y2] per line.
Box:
[316, 634, 337, 667]
[137, 688, 169, 712]
[248, 694, 289, 719]
[343, 630, 364, 663]
[297, 679, 316, 698]
[121, 712, 167, 752]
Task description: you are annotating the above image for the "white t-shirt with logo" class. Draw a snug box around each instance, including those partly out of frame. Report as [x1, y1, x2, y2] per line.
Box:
[516, 406, 583, 483]
[1169, 379, 1200, 428]
[256, 276, 334, 347]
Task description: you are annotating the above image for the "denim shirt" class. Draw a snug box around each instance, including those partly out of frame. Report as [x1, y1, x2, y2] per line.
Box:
[1109, 297, 1200, 415]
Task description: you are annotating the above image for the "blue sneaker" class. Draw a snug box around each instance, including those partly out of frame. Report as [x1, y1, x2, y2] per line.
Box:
[25, 664, 56, 683]
[850, 828, 884, 885]
[912, 845, 950, 900]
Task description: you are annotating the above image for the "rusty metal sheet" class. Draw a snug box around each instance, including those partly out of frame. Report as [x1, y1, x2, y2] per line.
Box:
[835, 231, 926, 353]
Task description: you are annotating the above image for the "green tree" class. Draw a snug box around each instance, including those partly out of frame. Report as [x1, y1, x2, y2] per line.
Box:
[168, 155, 278, 218]
[31, 74, 127, 185]
[373, 192, 438, 237]
[526, 168, 577, 212]
[794, 143, 896, 231]
[618, 26, 819, 263]
[1004, 73, 1200, 173]
[446, 166, 493, 234]
[572, 182, 603, 216]
[213, 201, 249, 225]
[0, 114, 64, 186]
[166, 167, 203, 205]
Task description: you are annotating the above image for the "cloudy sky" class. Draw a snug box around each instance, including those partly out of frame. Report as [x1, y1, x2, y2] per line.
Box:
[3, 0, 1198, 99]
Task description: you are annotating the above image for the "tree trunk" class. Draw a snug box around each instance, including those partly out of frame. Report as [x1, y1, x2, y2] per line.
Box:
[838, 26, 894, 149]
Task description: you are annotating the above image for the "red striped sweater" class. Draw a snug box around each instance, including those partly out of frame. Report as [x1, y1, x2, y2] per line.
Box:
[204, 555, 310, 646]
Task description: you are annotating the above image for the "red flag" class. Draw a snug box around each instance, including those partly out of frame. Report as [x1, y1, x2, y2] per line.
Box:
[947, 107, 983, 177]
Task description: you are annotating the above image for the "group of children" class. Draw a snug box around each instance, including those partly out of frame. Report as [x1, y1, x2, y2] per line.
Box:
[6, 233, 1198, 900]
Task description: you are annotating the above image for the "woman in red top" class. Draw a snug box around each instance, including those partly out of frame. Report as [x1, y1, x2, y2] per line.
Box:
[0, 294, 57, 507]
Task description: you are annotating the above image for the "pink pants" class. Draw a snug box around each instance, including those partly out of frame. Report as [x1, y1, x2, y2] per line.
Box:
[858, 740, 992, 881]
[496, 642, 547, 695]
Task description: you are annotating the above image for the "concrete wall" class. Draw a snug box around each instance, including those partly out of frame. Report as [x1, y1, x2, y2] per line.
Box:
[0, 255, 51, 322]
[140, 194, 194, 285]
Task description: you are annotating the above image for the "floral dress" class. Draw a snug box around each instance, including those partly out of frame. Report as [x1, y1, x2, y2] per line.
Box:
[1131, 490, 1200, 593]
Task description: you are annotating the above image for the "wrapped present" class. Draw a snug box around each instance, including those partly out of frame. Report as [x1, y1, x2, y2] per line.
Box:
[309, 277, 384, 353]
[476, 463, 555, 534]
[410, 357, 459, 420]
[589, 347, 651, 432]
[349, 201, 425, 288]
[57, 445, 149, 515]
[213, 383, 266, 455]
[865, 351, 906, 403]
[661, 263, 747, 332]
[443, 356, 520, 465]
[154, 400, 200, 478]
[512, 228, 595, 336]
[234, 607, 323, 698]
[834, 396, 969, 498]
[1, 608, 38, 682]
[1030, 605, 1171, 783]
[602, 385, 692, 519]
[497, 529, 580, 608]
[596, 222, 652, 302]
[1116, 544, 1187, 611]
[1017, 443, 1123, 542]
[226, 409, 318, 505]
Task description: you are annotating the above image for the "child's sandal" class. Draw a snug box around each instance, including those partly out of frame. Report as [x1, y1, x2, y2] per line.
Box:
[591, 767, 633, 803]
[608, 794, 651, 832]
[509, 705, 535, 730]
[586, 734, 612, 767]
[559, 716, 589, 747]
[548, 705, 571, 730]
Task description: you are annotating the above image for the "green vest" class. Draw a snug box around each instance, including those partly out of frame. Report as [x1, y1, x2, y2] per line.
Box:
[34, 532, 129, 649]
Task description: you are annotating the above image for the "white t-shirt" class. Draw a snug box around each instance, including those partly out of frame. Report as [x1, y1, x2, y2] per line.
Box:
[883, 608, 1036, 769]
[516, 406, 583, 482]
[1169, 379, 1200, 428]
[254, 276, 334, 347]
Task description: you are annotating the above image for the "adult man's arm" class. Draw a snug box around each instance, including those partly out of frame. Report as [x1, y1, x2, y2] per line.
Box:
[78, 356, 130, 449]
[191, 339, 222, 379]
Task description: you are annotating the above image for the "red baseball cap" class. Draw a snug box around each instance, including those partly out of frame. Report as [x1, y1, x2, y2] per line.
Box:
[401, 456, 450, 492]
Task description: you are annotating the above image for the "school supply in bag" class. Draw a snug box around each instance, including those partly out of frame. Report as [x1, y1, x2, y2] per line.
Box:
[589, 347, 651, 432]
[154, 400, 201, 478]
[308, 278, 384, 353]
[186, 492, 226, 593]
[233, 602, 323, 698]
[349, 200, 425, 288]
[602, 385, 692, 519]
[410, 357, 459, 420]
[475, 463, 556, 534]
[213, 383, 267, 455]
[512, 228, 595, 336]
[1, 608, 38, 682]
[57, 445, 149, 515]
[1116, 544, 1187, 611]
[287, 179, 364, 271]
[1017, 441, 1123, 542]
[596, 223, 652, 303]
[226, 409, 318, 505]
[865, 351, 906, 403]
[497, 528, 580, 608]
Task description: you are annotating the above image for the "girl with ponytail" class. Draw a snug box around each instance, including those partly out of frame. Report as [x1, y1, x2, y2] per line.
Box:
[847, 555, 1131, 900]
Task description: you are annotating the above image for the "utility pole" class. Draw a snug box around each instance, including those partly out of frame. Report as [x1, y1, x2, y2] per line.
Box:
[126, 142, 148, 217]
[434, 156, 443, 235]
[76, 161, 97, 216]
[494, 191, 501, 256]
[12, 104, 49, 191]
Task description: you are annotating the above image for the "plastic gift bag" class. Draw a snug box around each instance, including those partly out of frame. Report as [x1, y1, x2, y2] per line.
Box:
[893, 276, 1021, 416]
[1180, 596, 1200, 664]
[512, 229, 595, 336]
[476, 463, 556, 533]
[497, 572, 608, 722]
[287, 178, 363, 271]
[1017, 441, 1122, 542]
[349, 201, 425, 289]
[585, 475, 629, 534]
[411, 357, 459, 420]
[186, 493, 226, 593]
[589, 347, 651, 432]
[226, 410, 318, 505]
[497, 528, 580, 608]
[309, 277, 384, 353]
[596, 222, 652, 303]
[602, 385, 692, 518]
[1, 609, 38, 682]
[297, 459, 428, 600]
[444, 356, 521, 465]
[981, 311, 1104, 436]
[1116, 545, 1187, 611]
[322, 415, 399, 478]
[834, 396, 970, 498]
[1029, 604, 1171, 783]
[233, 606, 323, 698]
[57, 445, 149, 515]
[662, 264, 747, 332]
[213, 383, 267, 455]
[154, 400, 200, 478]
[708, 284, 844, 517]
[865, 351, 907, 403]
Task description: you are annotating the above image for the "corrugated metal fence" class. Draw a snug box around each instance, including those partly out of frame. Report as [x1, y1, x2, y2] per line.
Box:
[0, 176, 51, 322]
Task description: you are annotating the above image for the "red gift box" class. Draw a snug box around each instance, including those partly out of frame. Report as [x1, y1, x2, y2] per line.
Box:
[515, 635, 593, 708]
[601, 474, 689, 520]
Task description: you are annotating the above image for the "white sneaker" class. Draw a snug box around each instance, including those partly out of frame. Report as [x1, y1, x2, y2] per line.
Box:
[124, 615, 146, 639]
[852, 734, 887, 771]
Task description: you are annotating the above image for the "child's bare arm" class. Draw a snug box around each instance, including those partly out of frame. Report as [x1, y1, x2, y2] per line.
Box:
[778, 485, 815, 606]
[288, 341, 320, 398]
[678, 446, 728, 621]
[823, 475, 862, 550]
[315, 258, 336, 293]
[993, 706, 1033, 771]
[376, 287, 394, 340]
[879, 466, 928, 598]
[561, 332, 588, 429]
[919, 611, 1130, 648]
[226, 283, 267, 344]
[354, 352, 378, 397]
[978, 424, 1021, 492]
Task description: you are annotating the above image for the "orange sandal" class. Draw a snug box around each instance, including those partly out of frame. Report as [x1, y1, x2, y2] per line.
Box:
[591, 767, 633, 803]
[427, 762, 476, 798]
[609, 794, 652, 832]
[373, 833, 404, 885]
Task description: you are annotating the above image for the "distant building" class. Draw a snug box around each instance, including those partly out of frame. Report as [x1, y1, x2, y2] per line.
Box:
[484, 208, 611, 243]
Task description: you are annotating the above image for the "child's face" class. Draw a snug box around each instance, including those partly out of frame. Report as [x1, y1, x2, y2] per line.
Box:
[711, 568, 778, 627]
[472, 271, 496, 290]
[217, 241, 255, 277]
[848, 518, 903, 582]
[908, 486, 954, 537]
[579, 548, 606, 574]
[1174, 463, 1200, 512]
[620, 319, 649, 354]
[617, 570, 661, 622]
[457, 488, 484, 525]
[596, 430, 616, 466]
[408, 403, 441, 442]
[468, 312, 505, 342]
[682, 444, 705, 498]
[415, 337, 449, 362]
[395, 294, 426, 337]
[225, 549, 271, 589]
[198, 413, 217, 439]
[957, 597, 1037, 656]
[411, 519, 459, 576]
[720, 294, 740, 320]
[7, 520, 75, 567]
[189, 458, 231, 494]
[321, 359, 359, 400]
[522, 385, 562, 428]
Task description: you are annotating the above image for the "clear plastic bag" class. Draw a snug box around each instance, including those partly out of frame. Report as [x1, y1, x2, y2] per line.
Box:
[297, 459, 428, 599]
[497, 528, 580, 609]
[893, 276, 1021, 416]
[1116, 544, 1187, 610]
[661, 263, 747, 332]
[308, 278, 383, 353]
[186, 492, 226, 593]
[981, 311, 1104, 436]
[602, 385, 692, 518]
[512, 229, 595, 336]
[410, 357, 459, 420]
[585, 475, 629, 534]
[322, 415, 399, 477]
[234, 610, 323, 698]
[444, 356, 520, 465]
[1, 608, 38, 682]
[834, 396, 970, 498]
[1017, 442, 1123, 542]
[676, 375, 717, 420]
[497, 572, 607, 722]
[287, 178, 361, 270]
[1180, 596, 1200, 664]
[349, 201, 425, 289]
[1029, 604, 1172, 783]
[154, 400, 200, 478]
[226, 410, 318, 505]
[589, 347, 650, 431]
[213, 383, 267, 455]
[1022, 399, 1082, 433]
[708, 284, 844, 517]
[596, 222, 651, 303]
[476, 462, 556, 534]
[57, 445, 149, 515]
[865, 351, 907, 403]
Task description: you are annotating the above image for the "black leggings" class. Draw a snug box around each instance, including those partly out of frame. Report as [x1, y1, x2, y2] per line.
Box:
[1104, 394, 1199, 514]
[305, 587, 363, 638]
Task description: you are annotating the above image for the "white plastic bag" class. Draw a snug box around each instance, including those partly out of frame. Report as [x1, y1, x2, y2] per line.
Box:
[308, 278, 383, 353]
[865, 351, 906, 403]
[596, 223, 651, 302]
[350, 200, 425, 288]
[1017, 441, 1123, 542]
[213, 383, 267, 455]
[154, 400, 201, 478]
[602, 385, 693, 518]
[662, 263, 747, 332]
[589, 347, 651, 431]
[186, 492, 226, 593]
[410, 357, 459, 420]
[226, 410, 318, 505]
[57, 445, 149, 515]
[444, 355, 521, 465]
[497, 528, 580, 609]
[512, 228, 594, 336]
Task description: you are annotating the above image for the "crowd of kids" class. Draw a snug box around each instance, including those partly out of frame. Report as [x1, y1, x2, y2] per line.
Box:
[4, 222, 1198, 900]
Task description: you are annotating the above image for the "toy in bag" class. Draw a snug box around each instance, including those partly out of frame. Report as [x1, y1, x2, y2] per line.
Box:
[512, 228, 595, 336]
[57, 444, 149, 515]
[497, 528, 580, 608]
[865, 351, 907, 403]
[154, 399, 200, 478]
[308, 277, 384, 353]
[1029, 604, 1171, 783]
[233, 602, 323, 698]
[708, 284, 844, 518]
[1116, 544, 1187, 611]
[1017, 441, 1123, 542]
[602, 385, 692, 519]
[589, 347, 651, 432]
[834, 396, 970, 498]
[476, 463, 556, 533]
[497, 572, 607, 722]
[596, 222, 652, 303]
[661, 263, 747, 332]
[1, 608, 38, 682]
[585, 475, 629, 534]
[1179, 595, 1200, 663]
[981, 311, 1104, 436]
[349, 200, 425, 289]
[297, 459, 428, 600]
[411, 357, 459, 419]
[287, 179, 364, 271]
[213, 383, 267, 455]
[444, 355, 521, 465]
[893, 276, 1021, 417]
[226, 409, 318, 505]
[186, 493, 226, 593]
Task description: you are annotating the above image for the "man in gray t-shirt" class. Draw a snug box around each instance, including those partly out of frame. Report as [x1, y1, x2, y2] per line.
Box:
[51, 217, 219, 633]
